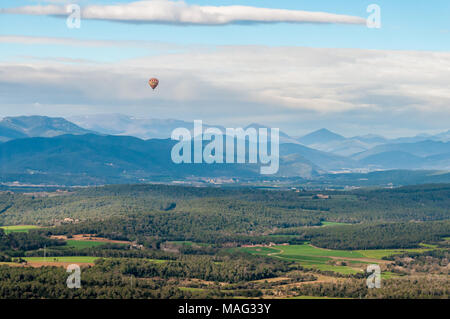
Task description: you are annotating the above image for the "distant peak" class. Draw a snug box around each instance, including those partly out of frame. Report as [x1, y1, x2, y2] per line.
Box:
[298, 128, 345, 145]
[317, 128, 333, 133]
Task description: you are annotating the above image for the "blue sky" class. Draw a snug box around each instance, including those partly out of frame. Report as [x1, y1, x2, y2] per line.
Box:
[0, 0, 449, 136]
[1, 0, 449, 58]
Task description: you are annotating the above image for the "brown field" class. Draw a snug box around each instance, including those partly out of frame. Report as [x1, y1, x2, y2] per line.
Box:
[51, 234, 133, 245]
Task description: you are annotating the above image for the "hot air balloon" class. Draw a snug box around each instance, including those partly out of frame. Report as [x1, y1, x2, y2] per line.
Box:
[149, 78, 159, 90]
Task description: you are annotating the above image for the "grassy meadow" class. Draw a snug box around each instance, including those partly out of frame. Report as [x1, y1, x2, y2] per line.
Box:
[0, 225, 41, 234]
[238, 243, 434, 275]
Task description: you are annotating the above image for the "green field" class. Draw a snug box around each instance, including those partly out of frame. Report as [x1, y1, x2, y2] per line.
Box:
[320, 221, 352, 227]
[65, 240, 107, 249]
[0, 225, 40, 234]
[356, 248, 433, 259]
[240, 243, 364, 260]
[238, 243, 434, 275]
[239, 244, 365, 274]
[302, 263, 362, 274]
[242, 243, 433, 261]
[24, 256, 99, 263]
[147, 259, 168, 264]
[240, 246, 279, 255]
[279, 244, 365, 258]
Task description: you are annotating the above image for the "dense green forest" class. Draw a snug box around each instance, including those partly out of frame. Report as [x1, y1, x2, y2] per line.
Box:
[2, 184, 449, 225]
[0, 183, 444, 249]
[275, 221, 450, 249]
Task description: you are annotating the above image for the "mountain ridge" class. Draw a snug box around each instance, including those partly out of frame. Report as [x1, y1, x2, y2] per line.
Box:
[0, 115, 94, 142]
[1, 115, 449, 176]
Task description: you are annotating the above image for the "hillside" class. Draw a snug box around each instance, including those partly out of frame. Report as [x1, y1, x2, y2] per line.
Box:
[0, 134, 272, 184]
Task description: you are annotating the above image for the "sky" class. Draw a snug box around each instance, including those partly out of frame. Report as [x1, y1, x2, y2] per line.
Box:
[0, 0, 449, 137]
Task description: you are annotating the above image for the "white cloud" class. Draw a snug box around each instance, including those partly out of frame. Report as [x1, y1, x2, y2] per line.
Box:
[1, 0, 366, 25]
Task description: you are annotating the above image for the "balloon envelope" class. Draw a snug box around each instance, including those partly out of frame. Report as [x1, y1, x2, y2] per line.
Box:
[149, 78, 159, 90]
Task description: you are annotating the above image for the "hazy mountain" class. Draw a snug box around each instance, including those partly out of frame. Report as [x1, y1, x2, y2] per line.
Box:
[359, 151, 425, 169]
[351, 140, 450, 170]
[296, 128, 450, 158]
[70, 115, 295, 142]
[352, 134, 388, 144]
[424, 153, 450, 170]
[297, 128, 345, 145]
[68, 113, 450, 146]
[279, 143, 358, 171]
[387, 131, 450, 144]
[353, 140, 450, 160]
[388, 134, 434, 144]
[432, 130, 450, 142]
[295, 129, 375, 156]
[303, 138, 376, 157]
[68, 114, 138, 135]
[69, 114, 227, 140]
[0, 116, 93, 142]
[68, 114, 450, 156]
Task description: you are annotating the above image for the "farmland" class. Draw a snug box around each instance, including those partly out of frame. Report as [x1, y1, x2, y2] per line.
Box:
[23, 256, 99, 264]
[237, 242, 439, 275]
[0, 183, 448, 299]
[356, 248, 435, 259]
[65, 240, 107, 250]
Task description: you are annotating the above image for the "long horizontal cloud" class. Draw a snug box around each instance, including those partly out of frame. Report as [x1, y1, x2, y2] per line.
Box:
[1, 0, 366, 25]
[0, 35, 183, 51]
[0, 35, 125, 47]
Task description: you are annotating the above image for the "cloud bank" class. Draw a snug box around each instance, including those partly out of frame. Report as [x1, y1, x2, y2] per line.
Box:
[0, 41, 449, 136]
[1, 0, 366, 25]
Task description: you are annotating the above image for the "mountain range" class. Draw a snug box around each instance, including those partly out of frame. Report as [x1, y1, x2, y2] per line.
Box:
[0, 115, 449, 185]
